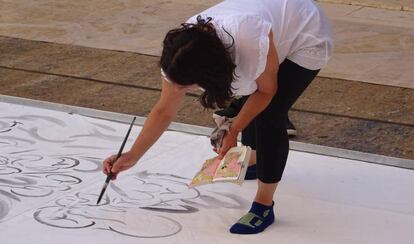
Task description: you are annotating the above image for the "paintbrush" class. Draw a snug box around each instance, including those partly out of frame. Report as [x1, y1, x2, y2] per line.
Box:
[96, 116, 136, 205]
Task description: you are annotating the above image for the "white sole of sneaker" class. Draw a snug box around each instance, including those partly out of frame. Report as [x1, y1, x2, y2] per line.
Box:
[287, 129, 297, 137]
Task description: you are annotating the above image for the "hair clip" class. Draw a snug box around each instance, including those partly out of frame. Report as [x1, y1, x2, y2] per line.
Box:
[196, 15, 212, 25]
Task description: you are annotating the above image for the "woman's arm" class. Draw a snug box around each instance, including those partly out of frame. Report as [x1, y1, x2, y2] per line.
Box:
[103, 78, 187, 179]
[128, 79, 187, 160]
[218, 31, 279, 158]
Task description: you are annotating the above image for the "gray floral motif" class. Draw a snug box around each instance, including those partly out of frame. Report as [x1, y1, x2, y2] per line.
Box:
[0, 114, 248, 239]
[33, 171, 248, 238]
[0, 152, 101, 221]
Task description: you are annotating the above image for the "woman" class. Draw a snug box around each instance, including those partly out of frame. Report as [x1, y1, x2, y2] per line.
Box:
[103, 0, 333, 234]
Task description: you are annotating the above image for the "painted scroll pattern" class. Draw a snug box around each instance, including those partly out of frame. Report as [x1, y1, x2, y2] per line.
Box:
[0, 115, 105, 221]
[0, 111, 248, 238]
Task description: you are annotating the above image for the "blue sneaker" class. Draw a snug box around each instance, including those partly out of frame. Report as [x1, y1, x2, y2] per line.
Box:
[245, 164, 257, 180]
[230, 201, 275, 234]
[286, 117, 297, 138]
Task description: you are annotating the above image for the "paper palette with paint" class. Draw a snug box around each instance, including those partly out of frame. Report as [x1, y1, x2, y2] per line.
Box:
[189, 146, 251, 187]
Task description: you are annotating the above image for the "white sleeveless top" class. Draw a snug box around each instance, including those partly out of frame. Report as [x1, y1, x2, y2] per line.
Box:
[186, 0, 334, 96]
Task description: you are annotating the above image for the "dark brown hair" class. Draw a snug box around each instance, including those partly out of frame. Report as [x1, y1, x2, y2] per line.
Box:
[160, 15, 236, 109]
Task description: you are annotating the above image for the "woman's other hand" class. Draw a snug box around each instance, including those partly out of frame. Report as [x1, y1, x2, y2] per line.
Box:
[217, 128, 238, 159]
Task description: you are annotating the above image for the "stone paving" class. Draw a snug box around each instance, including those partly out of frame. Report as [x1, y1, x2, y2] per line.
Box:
[1, 1, 413, 88]
[317, 0, 414, 12]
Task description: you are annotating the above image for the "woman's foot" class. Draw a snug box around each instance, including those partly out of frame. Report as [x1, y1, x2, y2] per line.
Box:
[229, 201, 275, 234]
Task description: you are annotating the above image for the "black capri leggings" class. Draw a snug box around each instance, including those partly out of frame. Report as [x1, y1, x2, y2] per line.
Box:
[228, 59, 319, 183]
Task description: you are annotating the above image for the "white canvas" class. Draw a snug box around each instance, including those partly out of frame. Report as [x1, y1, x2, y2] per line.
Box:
[0, 101, 413, 244]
